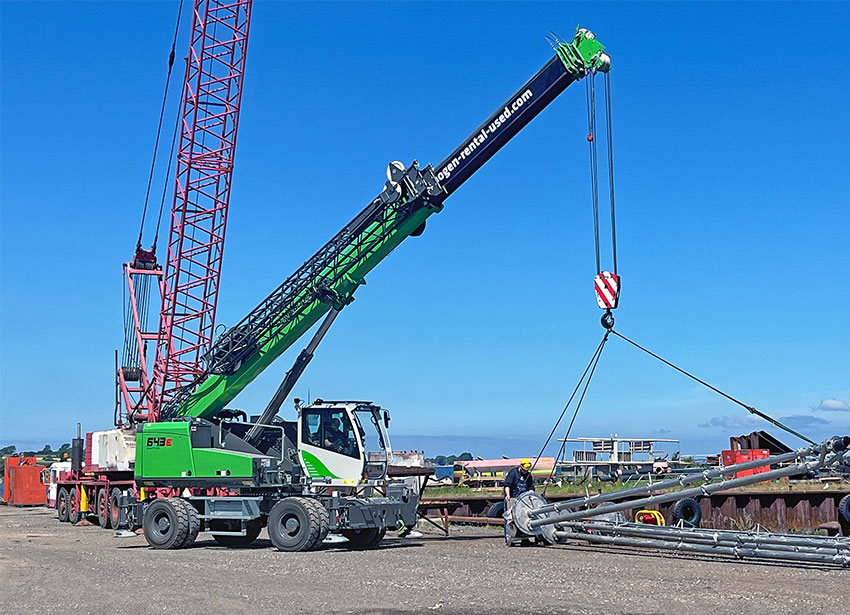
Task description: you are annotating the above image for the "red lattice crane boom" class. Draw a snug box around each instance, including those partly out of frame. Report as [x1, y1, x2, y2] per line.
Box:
[118, 0, 253, 424]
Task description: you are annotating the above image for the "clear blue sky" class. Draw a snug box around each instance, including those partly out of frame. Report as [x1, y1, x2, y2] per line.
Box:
[1, 2, 848, 458]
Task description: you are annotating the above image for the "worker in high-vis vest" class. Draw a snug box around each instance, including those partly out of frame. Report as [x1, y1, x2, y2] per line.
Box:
[503, 458, 534, 510]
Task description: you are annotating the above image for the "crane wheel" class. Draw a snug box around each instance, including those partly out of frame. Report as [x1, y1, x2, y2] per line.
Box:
[57, 488, 70, 522]
[211, 519, 262, 547]
[177, 499, 201, 548]
[268, 497, 322, 552]
[143, 498, 189, 549]
[96, 489, 110, 528]
[68, 489, 81, 525]
[671, 498, 702, 528]
[304, 498, 329, 544]
[109, 488, 126, 530]
[341, 527, 386, 549]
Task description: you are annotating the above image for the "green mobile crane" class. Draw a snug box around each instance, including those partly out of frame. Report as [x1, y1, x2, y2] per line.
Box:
[128, 28, 611, 551]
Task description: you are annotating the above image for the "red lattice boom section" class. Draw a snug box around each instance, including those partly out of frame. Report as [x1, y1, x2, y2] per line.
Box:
[149, 0, 253, 419]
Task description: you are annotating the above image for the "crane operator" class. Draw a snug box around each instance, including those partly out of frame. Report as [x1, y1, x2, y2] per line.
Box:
[323, 417, 348, 452]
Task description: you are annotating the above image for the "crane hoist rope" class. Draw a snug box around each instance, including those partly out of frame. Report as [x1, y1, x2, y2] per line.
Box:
[529, 65, 814, 472]
[135, 0, 185, 253]
[585, 68, 620, 330]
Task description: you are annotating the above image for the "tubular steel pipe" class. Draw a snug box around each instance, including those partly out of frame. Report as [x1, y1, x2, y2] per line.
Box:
[552, 530, 850, 567]
[529, 452, 842, 529]
[560, 522, 850, 554]
[532, 447, 812, 517]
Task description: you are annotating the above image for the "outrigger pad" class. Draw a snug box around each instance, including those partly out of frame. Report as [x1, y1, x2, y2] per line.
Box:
[510, 491, 557, 545]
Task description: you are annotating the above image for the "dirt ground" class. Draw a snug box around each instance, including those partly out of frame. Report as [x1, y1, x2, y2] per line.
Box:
[0, 506, 845, 614]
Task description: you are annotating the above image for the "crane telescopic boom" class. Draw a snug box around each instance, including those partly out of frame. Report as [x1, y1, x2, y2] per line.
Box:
[161, 28, 610, 422]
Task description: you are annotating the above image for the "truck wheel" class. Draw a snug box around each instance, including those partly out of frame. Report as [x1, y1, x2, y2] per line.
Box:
[304, 498, 329, 543]
[268, 498, 321, 552]
[109, 488, 126, 529]
[68, 489, 80, 524]
[672, 498, 702, 528]
[341, 528, 385, 549]
[839, 494, 850, 524]
[57, 488, 70, 522]
[143, 498, 189, 550]
[212, 519, 262, 546]
[96, 489, 110, 528]
[177, 500, 201, 547]
[366, 528, 386, 547]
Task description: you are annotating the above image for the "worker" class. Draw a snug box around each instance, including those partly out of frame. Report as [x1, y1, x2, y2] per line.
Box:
[323, 417, 347, 452]
[503, 458, 535, 509]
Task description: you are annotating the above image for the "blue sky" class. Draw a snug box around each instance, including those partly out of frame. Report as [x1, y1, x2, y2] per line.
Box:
[1, 1, 848, 458]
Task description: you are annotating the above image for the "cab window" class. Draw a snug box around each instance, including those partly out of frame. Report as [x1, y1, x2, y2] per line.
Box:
[301, 408, 359, 459]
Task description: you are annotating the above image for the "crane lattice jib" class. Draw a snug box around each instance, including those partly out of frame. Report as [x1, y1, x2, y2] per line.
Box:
[149, 0, 253, 421]
[162, 28, 607, 421]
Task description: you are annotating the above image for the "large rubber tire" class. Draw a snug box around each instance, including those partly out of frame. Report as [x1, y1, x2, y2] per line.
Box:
[109, 488, 126, 530]
[177, 500, 201, 548]
[487, 501, 506, 518]
[57, 488, 70, 522]
[267, 498, 321, 552]
[68, 489, 80, 524]
[304, 498, 329, 543]
[341, 527, 386, 549]
[96, 489, 110, 528]
[143, 498, 189, 550]
[838, 494, 850, 524]
[671, 498, 702, 528]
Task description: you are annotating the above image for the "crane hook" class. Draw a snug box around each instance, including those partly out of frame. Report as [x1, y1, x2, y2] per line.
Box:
[601, 310, 615, 330]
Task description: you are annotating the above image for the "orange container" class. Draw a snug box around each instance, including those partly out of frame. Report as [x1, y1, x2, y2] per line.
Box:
[721, 449, 770, 478]
[3, 457, 47, 506]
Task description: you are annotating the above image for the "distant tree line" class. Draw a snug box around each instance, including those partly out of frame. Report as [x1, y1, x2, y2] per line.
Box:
[425, 452, 473, 466]
[0, 443, 72, 460]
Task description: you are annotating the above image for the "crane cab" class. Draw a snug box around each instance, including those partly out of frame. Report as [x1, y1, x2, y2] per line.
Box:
[296, 400, 392, 488]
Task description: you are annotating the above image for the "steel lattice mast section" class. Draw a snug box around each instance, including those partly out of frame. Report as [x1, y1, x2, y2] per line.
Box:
[141, 0, 253, 422]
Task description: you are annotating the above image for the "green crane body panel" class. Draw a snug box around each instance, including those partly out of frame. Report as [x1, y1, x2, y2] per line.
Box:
[177, 199, 443, 420]
[135, 422, 255, 481]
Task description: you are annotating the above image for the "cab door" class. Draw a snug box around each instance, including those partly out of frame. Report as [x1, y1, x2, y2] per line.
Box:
[297, 406, 364, 487]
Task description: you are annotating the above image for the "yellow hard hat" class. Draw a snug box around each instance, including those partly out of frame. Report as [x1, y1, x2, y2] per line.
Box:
[520, 458, 532, 468]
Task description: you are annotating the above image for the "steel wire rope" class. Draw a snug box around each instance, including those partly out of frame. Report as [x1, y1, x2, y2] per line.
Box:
[603, 71, 618, 276]
[609, 328, 816, 445]
[586, 72, 601, 274]
[153, 56, 187, 250]
[539, 332, 610, 497]
[136, 0, 186, 251]
[529, 331, 610, 483]
[121, 269, 131, 369]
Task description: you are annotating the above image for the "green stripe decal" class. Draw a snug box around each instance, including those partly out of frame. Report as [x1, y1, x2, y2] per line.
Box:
[301, 450, 339, 479]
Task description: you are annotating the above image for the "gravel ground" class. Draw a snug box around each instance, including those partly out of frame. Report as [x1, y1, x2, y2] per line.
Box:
[1, 506, 845, 614]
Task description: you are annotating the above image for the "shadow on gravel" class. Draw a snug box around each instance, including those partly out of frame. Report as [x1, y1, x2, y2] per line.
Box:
[118, 537, 427, 552]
